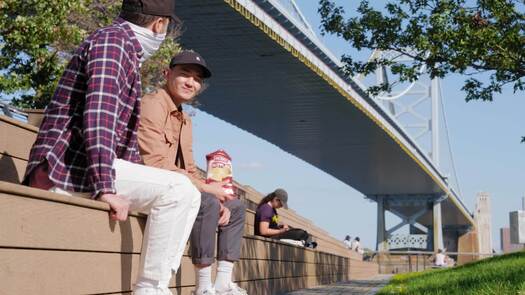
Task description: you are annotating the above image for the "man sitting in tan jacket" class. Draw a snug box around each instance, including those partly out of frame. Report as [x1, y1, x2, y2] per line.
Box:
[138, 50, 247, 295]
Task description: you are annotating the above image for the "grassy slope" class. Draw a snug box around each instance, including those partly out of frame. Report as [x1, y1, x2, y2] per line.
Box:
[378, 251, 525, 295]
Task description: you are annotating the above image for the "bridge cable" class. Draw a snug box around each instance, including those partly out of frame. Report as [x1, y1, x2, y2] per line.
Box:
[438, 81, 463, 197]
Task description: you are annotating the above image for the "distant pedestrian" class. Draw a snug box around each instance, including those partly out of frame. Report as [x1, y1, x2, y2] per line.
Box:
[351, 237, 364, 254]
[343, 235, 352, 249]
[433, 249, 449, 267]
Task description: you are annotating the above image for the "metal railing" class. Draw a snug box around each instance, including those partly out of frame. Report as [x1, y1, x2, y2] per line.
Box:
[370, 250, 496, 274]
[0, 102, 28, 122]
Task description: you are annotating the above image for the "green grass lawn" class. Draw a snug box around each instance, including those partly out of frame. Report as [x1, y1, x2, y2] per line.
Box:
[378, 251, 525, 295]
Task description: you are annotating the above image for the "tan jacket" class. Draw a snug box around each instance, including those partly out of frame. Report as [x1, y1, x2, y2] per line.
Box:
[138, 87, 199, 178]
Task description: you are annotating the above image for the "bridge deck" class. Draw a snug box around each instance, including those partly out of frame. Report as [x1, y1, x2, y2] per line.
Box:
[174, 0, 473, 226]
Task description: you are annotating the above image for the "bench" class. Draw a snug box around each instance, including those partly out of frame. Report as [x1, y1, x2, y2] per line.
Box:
[0, 114, 378, 294]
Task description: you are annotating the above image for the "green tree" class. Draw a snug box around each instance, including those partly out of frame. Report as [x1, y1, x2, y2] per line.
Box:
[0, 0, 84, 108]
[318, 0, 525, 141]
[0, 0, 179, 109]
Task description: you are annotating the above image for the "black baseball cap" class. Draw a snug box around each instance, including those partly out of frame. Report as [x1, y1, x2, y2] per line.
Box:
[169, 50, 212, 78]
[122, 0, 178, 22]
[274, 188, 288, 209]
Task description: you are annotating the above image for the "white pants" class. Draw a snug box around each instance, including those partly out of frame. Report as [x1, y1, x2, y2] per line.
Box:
[52, 159, 201, 290]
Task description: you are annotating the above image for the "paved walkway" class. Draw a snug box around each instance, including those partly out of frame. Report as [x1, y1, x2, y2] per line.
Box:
[285, 275, 392, 295]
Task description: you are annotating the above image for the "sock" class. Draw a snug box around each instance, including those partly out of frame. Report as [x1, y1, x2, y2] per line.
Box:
[214, 260, 234, 292]
[195, 265, 213, 292]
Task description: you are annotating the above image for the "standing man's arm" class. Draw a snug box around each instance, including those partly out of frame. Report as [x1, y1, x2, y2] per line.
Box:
[83, 31, 131, 219]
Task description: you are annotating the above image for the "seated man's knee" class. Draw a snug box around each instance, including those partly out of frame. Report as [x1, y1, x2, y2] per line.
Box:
[202, 193, 221, 212]
[186, 183, 201, 206]
[177, 174, 199, 199]
[160, 174, 200, 206]
[228, 199, 246, 216]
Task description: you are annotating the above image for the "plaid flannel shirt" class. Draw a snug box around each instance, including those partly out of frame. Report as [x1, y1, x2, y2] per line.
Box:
[25, 18, 143, 198]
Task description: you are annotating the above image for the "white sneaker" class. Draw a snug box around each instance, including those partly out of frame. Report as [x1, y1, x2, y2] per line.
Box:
[193, 288, 217, 295]
[216, 283, 248, 295]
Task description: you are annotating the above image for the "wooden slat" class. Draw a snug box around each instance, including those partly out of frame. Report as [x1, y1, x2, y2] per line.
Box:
[0, 248, 349, 294]
[0, 190, 363, 293]
[171, 274, 347, 295]
[1, 182, 351, 259]
[0, 153, 27, 184]
[0, 116, 378, 294]
[177, 256, 347, 287]
[0, 249, 141, 294]
[0, 115, 37, 160]
[111, 273, 349, 295]
[0, 114, 39, 132]
[236, 274, 347, 295]
[0, 115, 353, 258]
[245, 209, 255, 226]
[240, 236, 316, 262]
[0, 192, 146, 253]
[0, 188, 350, 265]
[0, 181, 111, 211]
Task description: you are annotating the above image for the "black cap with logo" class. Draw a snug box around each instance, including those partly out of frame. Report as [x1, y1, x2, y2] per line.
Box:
[169, 50, 212, 78]
[122, 0, 177, 22]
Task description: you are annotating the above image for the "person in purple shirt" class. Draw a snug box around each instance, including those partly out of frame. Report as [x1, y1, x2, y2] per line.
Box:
[23, 1, 215, 294]
[255, 189, 317, 248]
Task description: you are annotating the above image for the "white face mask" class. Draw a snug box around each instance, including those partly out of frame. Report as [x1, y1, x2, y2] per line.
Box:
[125, 21, 166, 63]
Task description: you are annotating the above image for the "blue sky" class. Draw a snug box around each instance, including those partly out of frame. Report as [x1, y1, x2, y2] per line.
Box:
[190, 1, 525, 250]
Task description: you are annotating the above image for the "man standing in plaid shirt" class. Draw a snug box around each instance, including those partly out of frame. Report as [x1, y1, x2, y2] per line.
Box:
[23, 1, 216, 294]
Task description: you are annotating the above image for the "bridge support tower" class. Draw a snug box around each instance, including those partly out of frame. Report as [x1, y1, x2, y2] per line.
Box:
[370, 194, 447, 252]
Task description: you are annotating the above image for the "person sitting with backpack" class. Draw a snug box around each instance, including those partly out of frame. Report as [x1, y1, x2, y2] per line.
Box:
[254, 189, 317, 248]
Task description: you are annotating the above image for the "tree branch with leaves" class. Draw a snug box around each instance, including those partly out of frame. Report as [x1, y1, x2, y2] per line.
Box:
[0, 0, 180, 109]
[318, 0, 525, 142]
